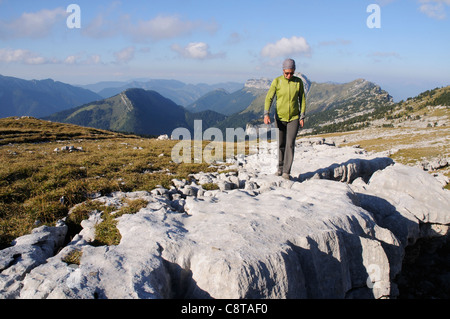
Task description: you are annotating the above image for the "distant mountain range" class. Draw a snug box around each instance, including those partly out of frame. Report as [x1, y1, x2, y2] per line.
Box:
[213, 75, 393, 132]
[0, 75, 102, 118]
[1, 73, 395, 137]
[79, 79, 244, 106]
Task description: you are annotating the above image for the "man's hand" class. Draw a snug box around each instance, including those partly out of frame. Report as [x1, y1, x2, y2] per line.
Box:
[299, 119, 304, 128]
[264, 115, 271, 125]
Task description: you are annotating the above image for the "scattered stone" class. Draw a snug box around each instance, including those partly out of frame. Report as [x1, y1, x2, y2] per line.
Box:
[54, 146, 83, 152]
[157, 134, 169, 140]
[180, 185, 197, 197]
[421, 158, 448, 171]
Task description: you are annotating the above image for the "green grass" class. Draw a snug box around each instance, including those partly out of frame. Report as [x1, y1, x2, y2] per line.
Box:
[89, 198, 149, 246]
[61, 249, 83, 265]
[0, 117, 246, 249]
[201, 183, 220, 191]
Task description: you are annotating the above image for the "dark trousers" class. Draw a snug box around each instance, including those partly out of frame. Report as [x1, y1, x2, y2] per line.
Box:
[276, 117, 299, 174]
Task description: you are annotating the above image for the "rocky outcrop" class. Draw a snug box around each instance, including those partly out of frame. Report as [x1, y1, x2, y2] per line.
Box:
[420, 157, 448, 171]
[1, 139, 449, 299]
[244, 78, 272, 90]
[0, 222, 67, 299]
[244, 73, 311, 93]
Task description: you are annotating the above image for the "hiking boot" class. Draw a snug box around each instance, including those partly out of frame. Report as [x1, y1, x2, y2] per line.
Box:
[276, 168, 283, 176]
[282, 173, 290, 180]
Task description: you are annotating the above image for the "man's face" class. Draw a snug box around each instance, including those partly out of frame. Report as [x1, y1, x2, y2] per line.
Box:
[283, 69, 294, 80]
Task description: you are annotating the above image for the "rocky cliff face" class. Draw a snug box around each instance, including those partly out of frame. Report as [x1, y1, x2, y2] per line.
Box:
[306, 79, 393, 115]
[244, 78, 272, 90]
[1, 139, 449, 299]
[244, 73, 311, 93]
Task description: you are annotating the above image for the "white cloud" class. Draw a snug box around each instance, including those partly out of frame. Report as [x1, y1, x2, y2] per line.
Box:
[63, 53, 102, 65]
[86, 55, 101, 65]
[261, 36, 311, 58]
[83, 11, 218, 42]
[114, 46, 135, 63]
[82, 13, 118, 38]
[418, 0, 450, 19]
[0, 48, 47, 65]
[64, 55, 78, 65]
[171, 42, 224, 60]
[81, 1, 122, 38]
[0, 48, 102, 66]
[129, 15, 218, 42]
[0, 7, 67, 39]
[130, 15, 194, 40]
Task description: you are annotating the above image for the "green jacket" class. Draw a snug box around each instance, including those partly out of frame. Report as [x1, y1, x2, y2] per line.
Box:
[264, 75, 306, 122]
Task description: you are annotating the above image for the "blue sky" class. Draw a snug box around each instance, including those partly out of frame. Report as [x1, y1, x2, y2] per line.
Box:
[0, 0, 449, 101]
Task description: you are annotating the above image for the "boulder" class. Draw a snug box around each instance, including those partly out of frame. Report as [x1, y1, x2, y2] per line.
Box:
[0, 222, 67, 299]
[357, 164, 450, 247]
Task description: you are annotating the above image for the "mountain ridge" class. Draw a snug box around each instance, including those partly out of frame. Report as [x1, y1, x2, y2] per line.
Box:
[43, 76, 399, 136]
[45, 88, 190, 136]
[82, 79, 244, 106]
[0, 74, 102, 118]
[2, 74, 431, 139]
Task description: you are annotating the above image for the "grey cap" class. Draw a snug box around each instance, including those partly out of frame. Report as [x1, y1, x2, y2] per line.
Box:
[282, 58, 296, 70]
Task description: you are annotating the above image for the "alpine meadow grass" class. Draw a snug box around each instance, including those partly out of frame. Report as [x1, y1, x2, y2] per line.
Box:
[0, 117, 238, 248]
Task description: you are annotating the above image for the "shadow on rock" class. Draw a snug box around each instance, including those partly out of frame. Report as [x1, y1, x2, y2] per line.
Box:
[297, 157, 394, 184]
